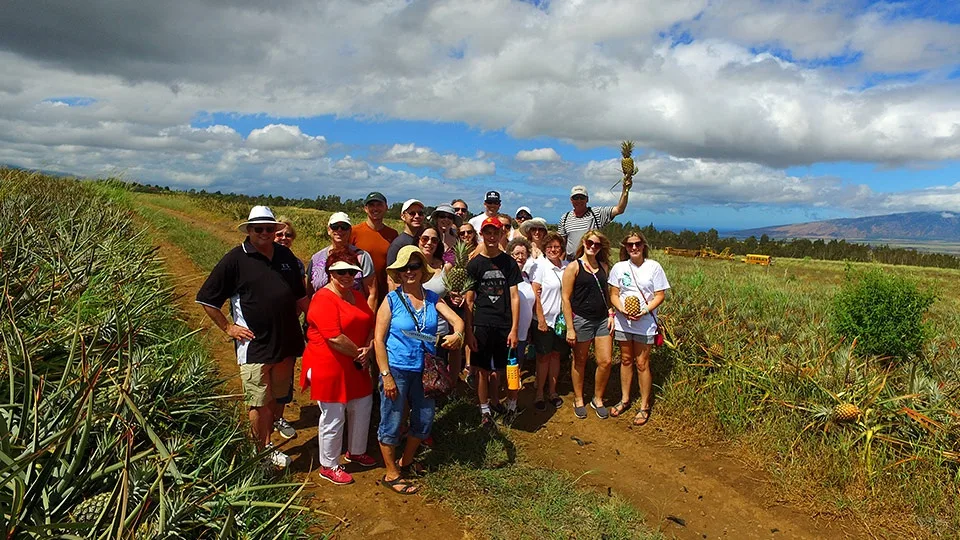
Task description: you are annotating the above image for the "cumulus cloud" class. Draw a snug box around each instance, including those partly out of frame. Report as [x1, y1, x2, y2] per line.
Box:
[516, 148, 561, 162]
[382, 143, 494, 179]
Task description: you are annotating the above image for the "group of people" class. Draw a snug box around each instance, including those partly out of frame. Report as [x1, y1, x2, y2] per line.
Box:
[196, 177, 670, 495]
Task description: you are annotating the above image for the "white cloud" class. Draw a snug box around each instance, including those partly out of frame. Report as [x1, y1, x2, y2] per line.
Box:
[382, 143, 494, 179]
[516, 148, 561, 162]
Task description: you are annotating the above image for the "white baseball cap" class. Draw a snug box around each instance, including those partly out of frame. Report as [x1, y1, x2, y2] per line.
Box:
[328, 212, 351, 226]
[570, 185, 589, 197]
[402, 199, 424, 213]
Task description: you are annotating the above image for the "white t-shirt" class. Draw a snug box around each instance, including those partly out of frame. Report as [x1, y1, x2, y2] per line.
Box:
[532, 256, 568, 329]
[609, 259, 670, 336]
[517, 279, 535, 342]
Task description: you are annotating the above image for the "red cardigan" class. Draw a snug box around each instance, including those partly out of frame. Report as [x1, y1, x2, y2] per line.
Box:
[300, 288, 374, 402]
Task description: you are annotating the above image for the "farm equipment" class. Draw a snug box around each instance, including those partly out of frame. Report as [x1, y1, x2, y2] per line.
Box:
[742, 254, 773, 266]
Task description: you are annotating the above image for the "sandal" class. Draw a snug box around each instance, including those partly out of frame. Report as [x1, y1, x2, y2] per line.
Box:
[632, 408, 652, 426]
[381, 475, 419, 495]
[397, 458, 427, 477]
[610, 401, 631, 417]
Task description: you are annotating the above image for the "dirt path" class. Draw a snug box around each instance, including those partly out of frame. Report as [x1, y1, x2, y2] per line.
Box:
[137, 198, 879, 540]
[138, 215, 471, 539]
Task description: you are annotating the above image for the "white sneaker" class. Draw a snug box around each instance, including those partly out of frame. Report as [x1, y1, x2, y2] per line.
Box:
[274, 418, 297, 439]
[265, 444, 291, 468]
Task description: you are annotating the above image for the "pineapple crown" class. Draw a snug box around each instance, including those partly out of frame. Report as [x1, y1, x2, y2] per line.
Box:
[620, 140, 634, 158]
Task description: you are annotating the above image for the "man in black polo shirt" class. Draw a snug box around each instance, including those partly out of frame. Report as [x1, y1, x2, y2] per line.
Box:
[196, 205, 308, 468]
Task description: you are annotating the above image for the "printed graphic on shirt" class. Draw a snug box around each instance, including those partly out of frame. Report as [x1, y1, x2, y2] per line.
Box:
[620, 272, 633, 288]
[480, 268, 506, 305]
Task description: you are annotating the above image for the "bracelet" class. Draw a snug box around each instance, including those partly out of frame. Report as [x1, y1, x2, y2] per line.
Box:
[455, 331, 465, 341]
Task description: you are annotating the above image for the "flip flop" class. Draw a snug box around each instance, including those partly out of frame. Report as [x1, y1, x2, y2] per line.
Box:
[610, 401, 631, 417]
[397, 459, 427, 477]
[633, 408, 651, 426]
[381, 475, 419, 495]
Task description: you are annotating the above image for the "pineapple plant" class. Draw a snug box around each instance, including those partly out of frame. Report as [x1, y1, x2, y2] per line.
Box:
[833, 402, 861, 423]
[443, 241, 475, 294]
[620, 140, 638, 177]
[70, 491, 113, 523]
[623, 296, 643, 317]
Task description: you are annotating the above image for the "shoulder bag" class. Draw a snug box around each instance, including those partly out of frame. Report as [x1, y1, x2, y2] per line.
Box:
[395, 289, 454, 399]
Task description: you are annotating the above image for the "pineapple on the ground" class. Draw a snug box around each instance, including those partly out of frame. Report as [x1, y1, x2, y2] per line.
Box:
[621, 140, 638, 177]
[443, 241, 475, 294]
[833, 402, 862, 422]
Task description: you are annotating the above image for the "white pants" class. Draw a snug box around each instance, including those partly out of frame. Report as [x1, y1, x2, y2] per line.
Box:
[317, 395, 373, 468]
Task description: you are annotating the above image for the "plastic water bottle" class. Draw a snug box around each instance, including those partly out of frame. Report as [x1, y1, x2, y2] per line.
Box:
[506, 348, 521, 391]
[554, 313, 566, 336]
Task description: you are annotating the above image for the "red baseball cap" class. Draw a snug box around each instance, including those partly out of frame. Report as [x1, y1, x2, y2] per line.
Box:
[480, 216, 503, 230]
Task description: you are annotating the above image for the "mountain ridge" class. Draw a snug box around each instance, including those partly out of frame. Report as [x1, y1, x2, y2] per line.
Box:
[731, 211, 960, 241]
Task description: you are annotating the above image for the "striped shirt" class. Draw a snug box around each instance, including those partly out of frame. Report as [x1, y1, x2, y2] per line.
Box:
[558, 206, 614, 257]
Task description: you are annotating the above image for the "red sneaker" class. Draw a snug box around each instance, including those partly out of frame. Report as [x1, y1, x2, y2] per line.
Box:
[421, 435, 434, 448]
[318, 466, 354, 485]
[343, 452, 377, 467]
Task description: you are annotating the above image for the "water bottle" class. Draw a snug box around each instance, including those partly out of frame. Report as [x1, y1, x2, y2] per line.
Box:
[506, 348, 521, 391]
[554, 312, 566, 337]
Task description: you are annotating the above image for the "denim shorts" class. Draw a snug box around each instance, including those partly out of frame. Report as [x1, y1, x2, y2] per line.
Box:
[573, 314, 610, 343]
[614, 330, 657, 344]
[378, 367, 435, 446]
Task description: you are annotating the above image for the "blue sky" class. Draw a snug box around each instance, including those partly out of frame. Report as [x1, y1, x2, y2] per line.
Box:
[1, 0, 959, 230]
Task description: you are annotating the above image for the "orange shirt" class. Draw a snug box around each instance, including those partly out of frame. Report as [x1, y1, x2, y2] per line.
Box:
[351, 221, 398, 303]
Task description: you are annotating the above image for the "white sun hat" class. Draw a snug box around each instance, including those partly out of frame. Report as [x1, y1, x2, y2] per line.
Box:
[328, 212, 351, 226]
[328, 260, 363, 273]
[238, 205, 283, 232]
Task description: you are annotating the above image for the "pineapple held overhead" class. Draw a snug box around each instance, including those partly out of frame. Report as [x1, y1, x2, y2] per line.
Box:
[621, 140, 638, 178]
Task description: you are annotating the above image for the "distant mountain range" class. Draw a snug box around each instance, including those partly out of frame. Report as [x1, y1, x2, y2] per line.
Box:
[731, 211, 960, 241]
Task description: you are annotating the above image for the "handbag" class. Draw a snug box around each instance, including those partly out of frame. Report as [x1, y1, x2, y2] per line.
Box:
[395, 289, 454, 399]
[628, 263, 665, 347]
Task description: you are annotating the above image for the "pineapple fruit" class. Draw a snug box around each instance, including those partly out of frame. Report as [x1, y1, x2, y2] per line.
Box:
[709, 343, 724, 357]
[833, 403, 861, 422]
[621, 140, 638, 177]
[623, 296, 643, 317]
[443, 241, 475, 294]
[71, 491, 112, 522]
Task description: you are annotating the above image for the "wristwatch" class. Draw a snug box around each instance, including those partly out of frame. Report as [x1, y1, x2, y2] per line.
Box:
[380, 369, 391, 377]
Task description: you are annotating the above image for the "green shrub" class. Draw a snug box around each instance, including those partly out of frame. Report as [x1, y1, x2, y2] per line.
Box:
[831, 266, 936, 360]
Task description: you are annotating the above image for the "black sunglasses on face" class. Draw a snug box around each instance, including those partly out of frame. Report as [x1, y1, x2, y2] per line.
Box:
[332, 268, 359, 277]
[624, 241, 644, 249]
[571, 195, 587, 201]
[276, 232, 295, 238]
[253, 226, 276, 234]
[584, 239, 600, 249]
[406, 210, 425, 217]
[399, 262, 423, 272]
[453, 207, 468, 213]
[436, 213, 454, 220]
[419, 236, 439, 245]
[329, 223, 351, 232]
[459, 230, 475, 236]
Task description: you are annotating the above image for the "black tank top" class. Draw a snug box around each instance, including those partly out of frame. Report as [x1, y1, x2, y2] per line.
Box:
[571, 259, 608, 320]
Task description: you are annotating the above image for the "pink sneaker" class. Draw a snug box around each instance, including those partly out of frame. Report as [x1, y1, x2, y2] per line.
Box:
[319, 466, 354, 485]
[343, 452, 377, 467]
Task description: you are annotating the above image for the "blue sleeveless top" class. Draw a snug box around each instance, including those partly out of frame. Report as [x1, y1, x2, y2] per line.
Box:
[385, 288, 440, 372]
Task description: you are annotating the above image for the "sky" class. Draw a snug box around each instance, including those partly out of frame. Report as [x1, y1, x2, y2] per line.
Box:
[1, 0, 959, 231]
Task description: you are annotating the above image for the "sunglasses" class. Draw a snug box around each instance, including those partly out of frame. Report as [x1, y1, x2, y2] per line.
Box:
[459, 230, 475, 236]
[329, 223, 351, 232]
[453, 207, 468, 213]
[516, 215, 531, 221]
[276, 232, 295, 238]
[399, 262, 423, 272]
[624, 241, 645, 249]
[435, 212, 454, 221]
[419, 236, 439, 245]
[484, 200, 501, 205]
[584, 239, 601, 249]
[252, 226, 276, 234]
[571, 195, 587, 201]
[530, 227, 546, 234]
[332, 268, 359, 277]
[406, 210, 425, 217]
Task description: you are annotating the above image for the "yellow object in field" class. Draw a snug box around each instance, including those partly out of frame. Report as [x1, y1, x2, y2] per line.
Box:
[506, 363, 521, 390]
[742, 254, 772, 266]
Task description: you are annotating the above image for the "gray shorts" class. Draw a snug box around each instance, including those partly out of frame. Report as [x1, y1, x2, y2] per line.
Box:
[614, 331, 657, 344]
[573, 314, 610, 343]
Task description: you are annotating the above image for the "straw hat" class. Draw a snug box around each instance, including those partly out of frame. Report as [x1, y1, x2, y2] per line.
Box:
[386, 245, 435, 284]
[238, 205, 283, 232]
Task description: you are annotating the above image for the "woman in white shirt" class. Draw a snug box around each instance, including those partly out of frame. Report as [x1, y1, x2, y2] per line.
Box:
[608, 232, 670, 426]
[530, 232, 569, 411]
[507, 238, 536, 373]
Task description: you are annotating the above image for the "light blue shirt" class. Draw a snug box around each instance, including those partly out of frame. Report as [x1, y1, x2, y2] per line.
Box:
[385, 289, 440, 372]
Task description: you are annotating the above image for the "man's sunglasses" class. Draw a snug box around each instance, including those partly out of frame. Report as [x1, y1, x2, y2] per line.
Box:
[252, 226, 276, 234]
[399, 262, 423, 272]
[459, 230, 475, 236]
[453, 207, 468, 213]
[329, 223, 351, 232]
[571, 195, 587, 201]
[332, 268, 359, 277]
[624, 241, 644, 249]
[406, 210, 425, 217]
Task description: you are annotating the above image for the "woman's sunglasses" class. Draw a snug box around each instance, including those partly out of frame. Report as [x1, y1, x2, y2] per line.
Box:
[329, 223, 351, 232]
[252, 226, 276, 234]
[419, 236, 439, 245]
[276, 232, 295, 239]
[399, 262, 423, 272]
[624, 241, 644, 249]
[459, 230, 475, 237]
[435, 213, 454, 221]
[332, 268, 358, 277]
[584, 239, 601, 249]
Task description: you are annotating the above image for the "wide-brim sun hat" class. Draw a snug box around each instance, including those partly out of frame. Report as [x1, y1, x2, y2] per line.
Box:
[519, 217, 548, 235]
[328, 260, 363, 273]
[238, 205, 283, 232]
[431, 204, 463, 227]
[386, 245, 435, 284]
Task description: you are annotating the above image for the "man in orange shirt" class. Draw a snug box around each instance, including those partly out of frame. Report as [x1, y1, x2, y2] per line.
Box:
[351, 192, 398, 304]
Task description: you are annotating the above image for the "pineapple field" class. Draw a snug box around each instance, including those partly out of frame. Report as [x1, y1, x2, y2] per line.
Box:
[0, 170, 324, 538]
[18, 173, 960, 537]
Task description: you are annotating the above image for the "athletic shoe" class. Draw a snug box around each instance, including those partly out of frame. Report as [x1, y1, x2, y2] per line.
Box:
[319, 466, 354, 485]
[421, 435, 434, 448]
[265, 444, 291, 468]
[274, 418, 297, 439]
[343, 452, 377, 467]
[573, 404, 587, 419]
[590, 399, 610, 419]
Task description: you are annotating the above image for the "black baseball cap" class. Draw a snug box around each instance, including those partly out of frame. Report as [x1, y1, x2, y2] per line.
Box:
[484, 190, 501, 204]
[364, 191, 387, 205]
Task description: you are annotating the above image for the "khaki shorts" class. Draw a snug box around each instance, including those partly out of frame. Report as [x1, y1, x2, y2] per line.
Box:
[239, 358, 294, 407]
